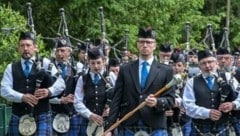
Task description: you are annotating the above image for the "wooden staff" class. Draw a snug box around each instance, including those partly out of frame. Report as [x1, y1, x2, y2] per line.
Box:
[102, 74, 183, 135]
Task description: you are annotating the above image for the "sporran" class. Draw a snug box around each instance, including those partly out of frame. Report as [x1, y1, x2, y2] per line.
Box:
[19, 114, 37, 136]
[134, 130, 150, 136]
[86, 120, 104, 136]
[52, 113, 70, 133]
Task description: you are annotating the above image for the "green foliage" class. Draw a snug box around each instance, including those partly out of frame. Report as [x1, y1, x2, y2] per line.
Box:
[0, 5, 26, 76]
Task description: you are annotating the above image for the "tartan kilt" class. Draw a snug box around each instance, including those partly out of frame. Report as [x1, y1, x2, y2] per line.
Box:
[6, 113, 52, 136]
[6, 114, 19, 136]
[190, 122, 229, 136]
[36, 113, 53, 136]
[230, 116, 240, 136]
[52, 114, 82, 136]
[78, 117, 88, 136]
[68, 114, 82, 136]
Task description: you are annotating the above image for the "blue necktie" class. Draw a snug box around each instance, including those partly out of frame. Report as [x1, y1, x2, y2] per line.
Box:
[93, 73, 100, 85]
[24, 60, 30, 77]
[206, 76, 214, 90]
[141, 62, 149, 90]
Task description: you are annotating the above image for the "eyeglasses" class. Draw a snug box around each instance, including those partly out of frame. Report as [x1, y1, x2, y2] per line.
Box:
[137, 40, 156, 45]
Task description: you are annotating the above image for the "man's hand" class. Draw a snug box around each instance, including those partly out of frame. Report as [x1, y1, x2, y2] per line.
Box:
[22, 93, 38, 107]
[180, 107, 186, 115]
[103, 132, 112, 136]
[34, 88, 50, 99]
[219, 102, 234, 113]
[60, 94, 74, 104]
[165, 109, 174, 116]
[89, 113, 103, 126]
[145, 94, 157, 107]
[209, 109, 222, 121]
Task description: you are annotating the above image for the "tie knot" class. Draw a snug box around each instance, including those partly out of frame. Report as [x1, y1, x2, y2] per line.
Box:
[24, 60, 30, 65]
[142, 61, 148, 66]
[58, 63, 65, 68]
[206, 76, 214, 81]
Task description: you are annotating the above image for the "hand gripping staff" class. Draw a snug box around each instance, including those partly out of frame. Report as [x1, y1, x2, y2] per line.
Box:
[102, 74, 184, 136]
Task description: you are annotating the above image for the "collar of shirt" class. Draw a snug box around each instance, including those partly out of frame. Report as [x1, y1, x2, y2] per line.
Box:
[138, 56, 154, 67]
[202, 72, 218, 79]
[21, 58, 34, 67]
[90, 70, 104, 80]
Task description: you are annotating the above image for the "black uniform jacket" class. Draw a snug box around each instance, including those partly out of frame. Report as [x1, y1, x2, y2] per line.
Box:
[105, 59, 175, 130]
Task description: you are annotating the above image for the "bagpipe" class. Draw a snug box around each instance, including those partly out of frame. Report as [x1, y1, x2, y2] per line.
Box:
[86, 71, 115, 136]
[19, 2, 54, 136]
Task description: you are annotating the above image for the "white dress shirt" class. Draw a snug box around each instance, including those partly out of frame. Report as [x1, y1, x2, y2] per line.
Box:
[183, 72, 239, 119]
[0, 57, 65, 103]
[74, 70, 105, 119]
[138, 57, 154, 84]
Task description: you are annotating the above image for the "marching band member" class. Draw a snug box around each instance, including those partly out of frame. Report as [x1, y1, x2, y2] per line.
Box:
[187, 49, 200, 78]
[104, 27, 175, 136]
[108, 58, 121, 87]
[0, 31, 65, 136]
[183, 49, 239, 135]
[49, 37, 81, 136]
[216, 47, 240, 135]
[166, 52, 191, 136]
[74, 47, 112, 136]
[76, 43, 87, 73]
[158, 43, 173, 65]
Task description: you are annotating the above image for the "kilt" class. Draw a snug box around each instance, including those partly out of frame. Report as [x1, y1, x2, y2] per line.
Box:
[52, 114, 82, 136]
[78, 117, 88, 136]
[182, 120, 191, 136]
[118, 120, 168, 136]
[231, 116, 240, 136]
[190, 122, 229, 136]
[68, 114, 82, 136]
[36, 113, 52, 136]
[7, 112, 52, 136]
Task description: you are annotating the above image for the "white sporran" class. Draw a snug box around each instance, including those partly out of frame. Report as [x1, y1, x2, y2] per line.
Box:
[19, 114, 37, 136]
[134, 130, 150, 136]
[52, 113, 70, 133]
[86, 120, 104, 136]
[170, 123, 183, 136]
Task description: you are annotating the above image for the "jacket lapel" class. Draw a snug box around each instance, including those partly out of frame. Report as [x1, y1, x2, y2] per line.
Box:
[130, 60, 141, 93]
[142, 60, 159, 92]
